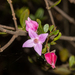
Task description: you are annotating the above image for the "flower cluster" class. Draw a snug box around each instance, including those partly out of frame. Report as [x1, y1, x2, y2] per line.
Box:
[22, 17, 57, 68]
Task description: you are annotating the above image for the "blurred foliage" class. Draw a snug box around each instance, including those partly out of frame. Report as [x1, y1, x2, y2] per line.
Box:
[59, 49, 69, 62]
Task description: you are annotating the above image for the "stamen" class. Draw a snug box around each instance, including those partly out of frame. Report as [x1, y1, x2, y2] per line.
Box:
[34, 39, 38, 44]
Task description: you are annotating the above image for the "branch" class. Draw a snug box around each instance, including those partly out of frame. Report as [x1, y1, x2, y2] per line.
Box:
[0, 25, 26, 36]
[0, 24, 15, 30]
[0, 35, 17, 52]
[48, 0, 75, 24]
[7, 0, 18, 30]
[44, 0, 56, 27]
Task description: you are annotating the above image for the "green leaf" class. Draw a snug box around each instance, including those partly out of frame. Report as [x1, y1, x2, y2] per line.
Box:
[59, 49, 69, 62]
[69, 55, 75, 67]
[15, 7, 27, 18]
[48, 43, 50, 50]
[53, 32, 61, 41]
[37, 19, 44, 34]
[29, 14, 35, 20]
[43, 24, 49, 33]
[49, 25, 54, 32]
[49, 0, 61, 9]
[35, 8, 44, 19]
[20, 9, 29, 29]
[28, 56, 33, 63]
[50, 41, 56, 45]
[42, 47, 47, 54]
[50, 30, 59, 36]
[0, 32, 7, 34]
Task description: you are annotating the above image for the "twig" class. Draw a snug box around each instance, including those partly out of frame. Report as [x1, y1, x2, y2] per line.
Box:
[7, 0, 18, 30]
[0, 35, 17, 52]
[48, 0, 75, 24]
[44, 0, 56, 27]
[0, 24, 15, 30]
[0, 26, 26, 36]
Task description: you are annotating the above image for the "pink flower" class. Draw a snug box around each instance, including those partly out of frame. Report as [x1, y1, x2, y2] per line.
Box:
[26, 17, 38, 32]
[44, 50, 57, 69]
[22, 29, 48, 56]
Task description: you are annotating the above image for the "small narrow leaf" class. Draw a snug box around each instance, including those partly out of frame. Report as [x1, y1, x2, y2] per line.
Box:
[43, 24, 49, 33]
[50, 41, 56, 45]
[20, 9, 29, 29]
[69, 55, 75, 67]
[42, 47, 47, 54]
[53, 32, 61, 41]
[49, 25, 54, 32]
[37, 19, 44, 34]
[50, 30, 59, 35]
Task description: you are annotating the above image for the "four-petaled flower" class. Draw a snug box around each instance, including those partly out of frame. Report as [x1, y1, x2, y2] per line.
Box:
[26, 17, 38, 32]
[22, 29, 48, 56]
[44, 50, 57, 68]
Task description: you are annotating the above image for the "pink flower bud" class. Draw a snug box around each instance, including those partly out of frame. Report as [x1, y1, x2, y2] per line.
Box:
[44, 50, 57, 69]
[26, 17, 38, 32]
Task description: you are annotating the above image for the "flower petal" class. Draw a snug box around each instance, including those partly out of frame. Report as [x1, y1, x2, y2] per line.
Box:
[44, 53, 52, 65]
[22, 39, 34, 47]
[28, 29, 38, 38]
[39, 33, 48, 43]
[28, 17, 31, 21]
[34, 43, 42, 56]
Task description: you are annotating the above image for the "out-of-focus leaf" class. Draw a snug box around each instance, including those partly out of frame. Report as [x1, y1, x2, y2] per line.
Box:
[28, 56, 33, 63]
[29, 14, 35, 20]
[53, 32, 61, 41]
[69, 55, 75, 67]
[49, 25, 54, 32]
[0, 32, 7, 34]
[50, 30, 59, 36]
[15, 7, 27, 18]
[48, 43, 50, 50]
[20, 9, 30, 29]
[54, 67, 71, 74]
[35, 8, 44, 19]
[59, 49, 69, 62]
[43, 24, 49, 33]
[42, 47, 47, 54]
[50, 41, 56, 45]
[37, 19, 44, 34]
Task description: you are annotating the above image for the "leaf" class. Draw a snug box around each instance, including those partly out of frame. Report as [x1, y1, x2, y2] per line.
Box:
[20, 9, 30, 29]
[15, 7, 27, 18]
[50, 41, 56, 45]
[59, 49, 69, 62]
[35, 8, 44, 19]
[42, 47, 47, 54]
[69, 55, 75, 67]
[49, 25, 54, 32]
[50, 30, 59, 36]
[48, 43, 50, 50]
[37, 19, 44, 34]
[0, 32, 7, 34]
[50, 0, 61, 9]
[43, 24, 49, 33]
[53, 32, 61, 41]
[29, 14, 35, 20]
[28, 56, 33, 63]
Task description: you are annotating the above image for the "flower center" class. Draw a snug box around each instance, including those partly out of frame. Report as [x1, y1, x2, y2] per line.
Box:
[34, 39, 38, 44]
